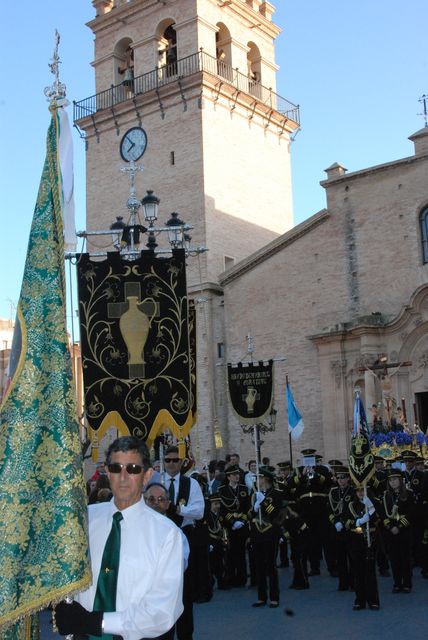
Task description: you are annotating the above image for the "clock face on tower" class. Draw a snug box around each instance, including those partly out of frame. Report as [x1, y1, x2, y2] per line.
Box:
[120, 127, 148, 162]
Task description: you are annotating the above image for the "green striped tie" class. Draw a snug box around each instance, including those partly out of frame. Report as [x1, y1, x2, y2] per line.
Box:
[89, 511, 123, 640]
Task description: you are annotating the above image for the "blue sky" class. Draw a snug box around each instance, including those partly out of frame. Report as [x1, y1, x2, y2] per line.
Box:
[0, 0, 427, 321]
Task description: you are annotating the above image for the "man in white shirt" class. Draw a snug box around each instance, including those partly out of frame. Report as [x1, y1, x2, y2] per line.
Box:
[154, 445, 204, 640]
[55, 436, 184, 640]
[144, 482, 190, 571]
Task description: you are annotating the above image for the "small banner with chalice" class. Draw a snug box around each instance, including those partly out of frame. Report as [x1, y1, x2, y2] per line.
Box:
[227, 360, 274, 424]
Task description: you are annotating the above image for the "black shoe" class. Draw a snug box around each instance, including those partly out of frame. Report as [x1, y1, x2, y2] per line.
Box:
[195, 596, 212, 603]
[353, 604, 365, 610]
[308, 569, 320, 576]
[289, 583, 308, 590]
[392, 586, 402, 593]
[369, 604, 380, 610]
[252, 601, 267, 608]
[402, 587, 411, 593]
[269, 601, 279, 608]
[278, 561, 290, 568]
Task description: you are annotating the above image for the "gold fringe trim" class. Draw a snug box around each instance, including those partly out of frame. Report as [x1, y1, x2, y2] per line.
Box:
[146, 409, 195, 449]
[87, 409, 196, 459]
[89, 413, 131, 462]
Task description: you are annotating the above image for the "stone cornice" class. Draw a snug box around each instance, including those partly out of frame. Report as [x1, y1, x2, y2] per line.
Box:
[188, 281, 224, 296]
[309, 283, 428, 344]
[320, 152, 428, 189]
[212, 0, 281, 40]
[88, 0, 163, 33]
[219, 208, 330, 286]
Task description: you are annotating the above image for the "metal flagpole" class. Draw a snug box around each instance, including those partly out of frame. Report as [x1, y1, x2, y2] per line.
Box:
[160, 437, 165, 485]
[363, 482, 371, 548]
[253, 424, 262, 525]
[286, 375, 294, 468]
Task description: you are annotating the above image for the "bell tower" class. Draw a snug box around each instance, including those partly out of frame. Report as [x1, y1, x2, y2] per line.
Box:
[75, 0, 299, 457]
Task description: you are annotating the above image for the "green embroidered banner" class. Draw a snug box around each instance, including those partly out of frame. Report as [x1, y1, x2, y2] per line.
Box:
[0, 106, 91, 637]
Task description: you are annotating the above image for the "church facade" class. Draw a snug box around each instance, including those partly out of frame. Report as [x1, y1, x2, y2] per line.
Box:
[220, 127, 428, 463]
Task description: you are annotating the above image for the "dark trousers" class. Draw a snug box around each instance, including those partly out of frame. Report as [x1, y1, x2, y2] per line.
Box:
[254, 533, 280, 602]
[210, 541, 229, 589]
[412, 508, 425, 566]
[349, 534, 379, 607]
[387, 528, 413, 589]
[227, 526, 248, 586]
[290, 535, 309, 588]
[247, 539, 257, 585]
[333, 530, 352, 589]
[303, 513, 335, 573]
[192, 542, 212, 601]
[278, 537, 289, 567]
[175, 567, 193, 640]
[376, 527, 390, 572]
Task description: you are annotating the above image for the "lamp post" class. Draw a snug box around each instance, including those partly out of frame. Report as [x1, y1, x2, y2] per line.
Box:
[72, 163, 207, 258]
[240, 407, 277, 461]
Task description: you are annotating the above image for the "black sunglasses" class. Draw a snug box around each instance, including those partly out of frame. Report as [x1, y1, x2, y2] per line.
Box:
[107, 463, 143, 474]
[164, 457, 180, 463]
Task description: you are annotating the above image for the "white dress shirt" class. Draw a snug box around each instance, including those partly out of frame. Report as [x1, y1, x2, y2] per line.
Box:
[76, 497, 184, 640]
[152, 471, 205, 527]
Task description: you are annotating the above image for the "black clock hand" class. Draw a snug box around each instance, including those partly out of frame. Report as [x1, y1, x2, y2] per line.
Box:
[127, 140, 135, 152]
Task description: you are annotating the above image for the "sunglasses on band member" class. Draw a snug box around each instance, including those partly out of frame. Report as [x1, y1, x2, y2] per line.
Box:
[164, 457, 180, 463]
[107, 463, 143, 474]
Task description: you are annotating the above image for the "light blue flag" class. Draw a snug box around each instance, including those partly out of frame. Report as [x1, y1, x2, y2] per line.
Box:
[286, 382, 304, 441]
[353, 392, 369, 436]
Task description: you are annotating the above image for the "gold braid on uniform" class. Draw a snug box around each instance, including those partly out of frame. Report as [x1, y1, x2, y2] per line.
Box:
[382, 493, 410, 528]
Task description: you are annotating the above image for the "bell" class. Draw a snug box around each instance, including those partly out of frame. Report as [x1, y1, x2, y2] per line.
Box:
[122, 68, 134, 87]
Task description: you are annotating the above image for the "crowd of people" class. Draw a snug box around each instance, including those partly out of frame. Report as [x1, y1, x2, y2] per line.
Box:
[77, 442, 428, 635]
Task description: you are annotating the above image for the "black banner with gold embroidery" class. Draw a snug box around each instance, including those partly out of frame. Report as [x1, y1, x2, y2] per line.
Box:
[227, 360, 273, 424]
[76, 250, 193, 448]
[349, 432, 375, 487]
[349, 393, 374, 486]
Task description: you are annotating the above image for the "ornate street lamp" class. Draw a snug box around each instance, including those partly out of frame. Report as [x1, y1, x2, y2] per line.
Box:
[141, 189, 160, 224]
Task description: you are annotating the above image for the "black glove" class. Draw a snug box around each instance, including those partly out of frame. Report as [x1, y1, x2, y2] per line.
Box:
[55, 601, 103, 637]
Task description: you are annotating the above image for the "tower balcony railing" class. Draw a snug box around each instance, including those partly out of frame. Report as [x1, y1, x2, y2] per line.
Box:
[73, 50, 300, 125]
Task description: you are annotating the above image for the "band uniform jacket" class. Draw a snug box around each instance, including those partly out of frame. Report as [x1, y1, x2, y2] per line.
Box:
[328, 485, 354, 527]
[218, 482, 251, 529]
[251, 487, 283, 536]
[380, 488, 416, 532]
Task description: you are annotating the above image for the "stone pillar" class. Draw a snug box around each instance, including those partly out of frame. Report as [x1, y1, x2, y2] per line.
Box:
[364, 369, 376, 416]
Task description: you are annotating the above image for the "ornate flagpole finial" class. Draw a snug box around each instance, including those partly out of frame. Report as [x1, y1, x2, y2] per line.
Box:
[418, 94, 428, 128]
[44, 29, 68, 106]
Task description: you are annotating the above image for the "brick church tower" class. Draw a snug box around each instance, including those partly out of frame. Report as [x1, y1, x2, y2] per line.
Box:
[74, 0, 299, 459]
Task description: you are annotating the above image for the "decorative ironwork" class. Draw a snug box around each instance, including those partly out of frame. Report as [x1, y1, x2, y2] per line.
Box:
[73, 50, 300, 125]
[44, 30, 67, 103]
[240, 409, 277, 435]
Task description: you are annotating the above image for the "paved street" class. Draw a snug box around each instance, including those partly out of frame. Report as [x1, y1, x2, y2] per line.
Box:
[41, 563, 428, 639]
